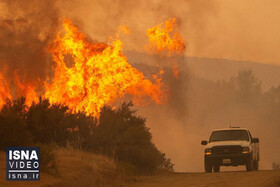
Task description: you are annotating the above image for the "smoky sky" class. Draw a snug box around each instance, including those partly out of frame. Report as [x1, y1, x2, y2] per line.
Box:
[2, 0, 279, 82]
[57, 0, 280, 65]
[1, 0, 280, 80]
[0, 0, 58, 87]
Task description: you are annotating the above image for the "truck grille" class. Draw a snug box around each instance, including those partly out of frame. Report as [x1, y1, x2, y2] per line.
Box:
[212, 146, 241, 154]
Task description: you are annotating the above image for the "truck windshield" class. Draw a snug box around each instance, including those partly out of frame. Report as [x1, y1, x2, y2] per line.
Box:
[209, 130, 249, 142]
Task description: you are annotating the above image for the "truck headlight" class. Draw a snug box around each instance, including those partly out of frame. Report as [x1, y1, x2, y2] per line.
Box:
[242, 147, 250, 154]
[205, 148, 212, 155]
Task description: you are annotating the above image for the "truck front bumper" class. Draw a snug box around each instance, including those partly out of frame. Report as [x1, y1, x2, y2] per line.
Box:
[205, 153, 251, 166]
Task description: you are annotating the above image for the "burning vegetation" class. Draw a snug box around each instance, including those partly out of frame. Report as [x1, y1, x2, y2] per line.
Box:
[0, 10, 190, 118]
[0, 1, 184, 174]
[0, 18, 174, 117]
[44, 19, 167, 117]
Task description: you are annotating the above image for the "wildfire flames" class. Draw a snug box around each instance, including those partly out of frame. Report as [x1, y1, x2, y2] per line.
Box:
[145, 18, 185, 56]
[0, 73, 12, 109]
[0, 69, 39, 109]
[14, 72, 39, 107]
[44, 19, 166, 117]
[0, 18, 189, 117]
[145, 18, 185, 79]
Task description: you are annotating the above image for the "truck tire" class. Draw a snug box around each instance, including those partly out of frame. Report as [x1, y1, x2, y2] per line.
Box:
[213, 165, 220, 172]
[253, 160, 259, 171]
[246, 158, 254, 171]
[204, 159, 212, 173]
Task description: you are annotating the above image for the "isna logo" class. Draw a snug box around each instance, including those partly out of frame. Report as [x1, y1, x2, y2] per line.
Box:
[6, 147, 40, 181]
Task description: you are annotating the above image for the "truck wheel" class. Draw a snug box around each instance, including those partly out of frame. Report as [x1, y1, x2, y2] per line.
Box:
[204, 159, 212, 173]
[213, 165, 220, 172]
[253, 161, 259, 171]
[246, 158, 254, 171]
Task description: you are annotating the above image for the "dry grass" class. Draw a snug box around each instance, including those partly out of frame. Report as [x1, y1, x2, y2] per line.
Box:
[0, 147, 122, 187]
[55, 147, 120, 186]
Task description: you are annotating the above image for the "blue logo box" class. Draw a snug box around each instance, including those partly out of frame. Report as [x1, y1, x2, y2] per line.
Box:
[6, 147, 40, 181]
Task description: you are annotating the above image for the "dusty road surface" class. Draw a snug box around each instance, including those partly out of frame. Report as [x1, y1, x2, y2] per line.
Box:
[123, 170, 280, 187]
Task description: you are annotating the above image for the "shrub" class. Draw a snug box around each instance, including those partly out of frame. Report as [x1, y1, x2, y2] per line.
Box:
[26, 99, 69, 145]
[63, 112, 96, 149]
[272, 162, 280, 170]
[0, 99, 33, 150]
[88, 102, 173, 173]
[160, 154, 174, 171]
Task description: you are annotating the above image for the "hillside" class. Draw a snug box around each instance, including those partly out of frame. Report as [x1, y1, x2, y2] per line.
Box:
[125, 51, 280, 91]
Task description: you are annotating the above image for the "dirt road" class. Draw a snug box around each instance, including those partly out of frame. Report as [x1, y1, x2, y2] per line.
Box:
[0, 149, 278, 187]
[123, 170, 280, 187]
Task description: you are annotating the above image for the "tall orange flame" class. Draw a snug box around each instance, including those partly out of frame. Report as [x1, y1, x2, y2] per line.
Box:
[14, 72, 39, 107]
[0, 73, 12, 109]
[0, 70, 40, 108]
[44, 19, 167, 117]
[145, 18, 185, 56]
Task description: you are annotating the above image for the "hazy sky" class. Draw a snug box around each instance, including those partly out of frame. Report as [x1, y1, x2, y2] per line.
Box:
[1, 0, 280, 64]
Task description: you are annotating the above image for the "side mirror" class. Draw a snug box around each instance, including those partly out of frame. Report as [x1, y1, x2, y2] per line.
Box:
[201, 140, 208, 145]
[252, 138, 259, 143]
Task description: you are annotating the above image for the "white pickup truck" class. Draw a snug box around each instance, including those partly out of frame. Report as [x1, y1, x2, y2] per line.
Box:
[201, 127, 260, 172]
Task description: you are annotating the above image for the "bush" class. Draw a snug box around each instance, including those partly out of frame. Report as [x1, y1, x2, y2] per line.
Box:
[63, 112, 96, 149]
[26, 99, 69, 145]
[0, 99, 33, 150]
[26, 98, 95, 148]
[272, 162, 280, 170]
[160, 155, 174, 171]
[88, 102, 173, 173]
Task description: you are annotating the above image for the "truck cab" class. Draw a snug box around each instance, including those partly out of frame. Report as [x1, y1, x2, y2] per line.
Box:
[201, 127, 259, 172]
